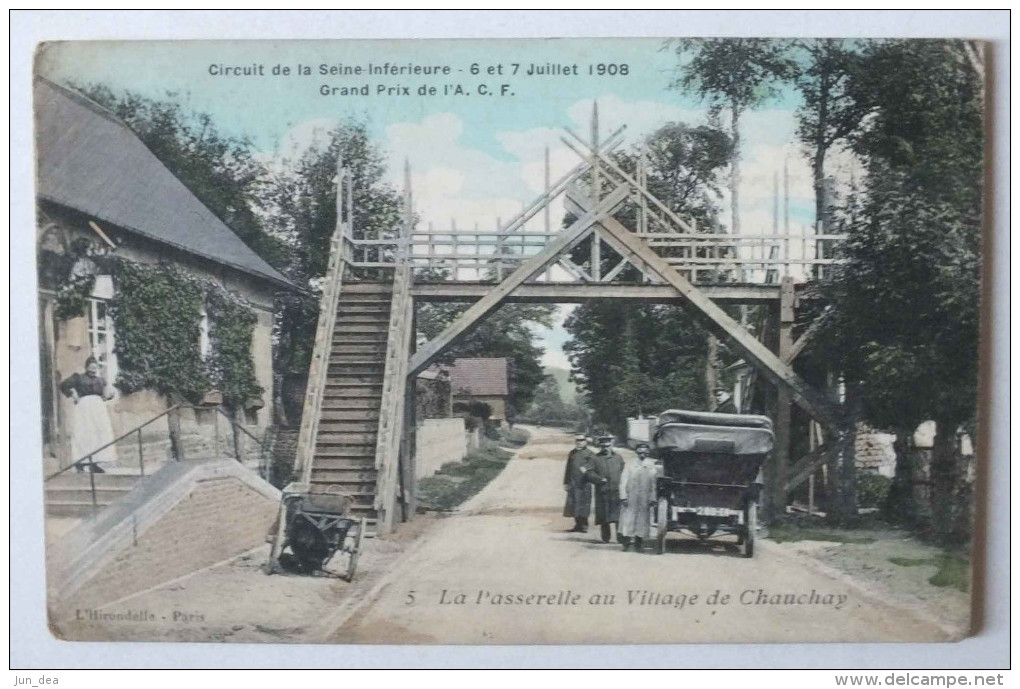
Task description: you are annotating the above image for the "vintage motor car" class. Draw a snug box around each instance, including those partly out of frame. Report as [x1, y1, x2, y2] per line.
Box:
[652, 409, 773, 557]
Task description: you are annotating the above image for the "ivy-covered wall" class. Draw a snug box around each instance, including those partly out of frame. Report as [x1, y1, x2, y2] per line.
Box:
[54, 251, 264, 410]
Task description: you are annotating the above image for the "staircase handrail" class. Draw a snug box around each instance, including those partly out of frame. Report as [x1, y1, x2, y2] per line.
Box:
[44, 404, 183, 482]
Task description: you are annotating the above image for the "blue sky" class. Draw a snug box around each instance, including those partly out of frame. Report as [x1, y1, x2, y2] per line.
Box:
[37, 38, 835, 370]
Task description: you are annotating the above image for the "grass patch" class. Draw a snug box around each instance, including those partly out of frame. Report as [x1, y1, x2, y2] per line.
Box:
[887, 554, 970, 592]
[417, 443, 515, 512]
[768, 525, 876, 545]
[929, 555, 970, 592]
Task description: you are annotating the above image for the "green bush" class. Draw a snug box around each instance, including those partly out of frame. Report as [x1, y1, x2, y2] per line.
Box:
[856, 472, 892, 508]
[417, 445, 514, 511]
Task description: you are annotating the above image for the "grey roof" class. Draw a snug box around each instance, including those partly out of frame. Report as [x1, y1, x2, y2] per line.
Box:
[34, 78, 295, 290]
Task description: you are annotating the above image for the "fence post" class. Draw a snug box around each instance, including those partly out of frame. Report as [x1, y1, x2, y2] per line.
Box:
[88, 457, 98, 510]
[137, 429, 144, 476]
[167, 397, 185, 461]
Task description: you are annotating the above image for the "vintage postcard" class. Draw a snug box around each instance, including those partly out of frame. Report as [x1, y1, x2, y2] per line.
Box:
[33, 37, 984, 645]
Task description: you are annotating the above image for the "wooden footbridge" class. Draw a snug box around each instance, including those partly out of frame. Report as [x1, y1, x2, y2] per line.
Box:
[290, 107, 846, 534]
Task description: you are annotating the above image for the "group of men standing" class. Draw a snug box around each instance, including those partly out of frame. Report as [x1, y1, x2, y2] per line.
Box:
[563, 435, 658, 552]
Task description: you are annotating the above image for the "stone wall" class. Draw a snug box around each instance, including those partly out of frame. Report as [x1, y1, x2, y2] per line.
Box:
[415, 418, 468, 480]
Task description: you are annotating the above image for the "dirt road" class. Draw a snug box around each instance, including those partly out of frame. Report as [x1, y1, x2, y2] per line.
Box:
[328, 426, 954, 644]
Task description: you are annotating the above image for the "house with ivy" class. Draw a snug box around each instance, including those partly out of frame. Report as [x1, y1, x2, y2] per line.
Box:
[35, 78, 297, 472]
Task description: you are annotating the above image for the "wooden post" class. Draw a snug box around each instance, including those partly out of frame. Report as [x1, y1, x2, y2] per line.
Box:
[771, 276, 795, 518]
[544, 147, 554, 282]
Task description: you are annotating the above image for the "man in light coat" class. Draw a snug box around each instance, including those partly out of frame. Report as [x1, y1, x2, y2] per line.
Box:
[619, 443, 659, 552]
[563, 435, 594, 532]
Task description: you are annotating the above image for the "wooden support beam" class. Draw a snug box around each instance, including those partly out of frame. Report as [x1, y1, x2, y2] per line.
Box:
[602, 256, 631, 282]
[410, 281, 783, 304]
[784, 309, 829, 364]
[571, 192, 841, 429]
[557, 257, 593, 282]
[786, 443, 829, 492]
[408, 184, 629, 377]
[772, 277, 795, 515]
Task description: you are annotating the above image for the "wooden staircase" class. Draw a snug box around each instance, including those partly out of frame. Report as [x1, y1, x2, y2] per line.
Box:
[308, 281, 394, 530]
[288, 160, 415, 539]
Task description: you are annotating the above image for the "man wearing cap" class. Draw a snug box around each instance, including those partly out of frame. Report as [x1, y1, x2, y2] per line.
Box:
[563, 435, 594, 532]
[619, 443, 659, 552]
[585, 436, 625, 543]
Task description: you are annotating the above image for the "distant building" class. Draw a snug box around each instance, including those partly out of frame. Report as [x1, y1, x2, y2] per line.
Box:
[448, 358, 511, 424]
[417, 357, 511, 424]
[35, 78, 296, 468]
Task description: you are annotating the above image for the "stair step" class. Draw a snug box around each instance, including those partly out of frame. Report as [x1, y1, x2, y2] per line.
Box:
[334, 325, 390, 336]
[342, 282, 394, 294]
[45, 502, 108, 518]
[319, 420, 379, 433]
[45, 486, 134, 502]
[328, 361, 387, 371]
[331, 343, 388, 356]
[326, 374, 385, 385]
[313, 445, 376, 459]
[327, 360, 385, 372]
[46, 472, 143, 488]
[322, 385, 383, 397]
[309, 459, 377, 473]
[316, 432, 377, 445]
[321, 397, 381, 410]
[338, 298, 393, 308]
[320, 409, 381, 421]
[338, 304, 392, 314]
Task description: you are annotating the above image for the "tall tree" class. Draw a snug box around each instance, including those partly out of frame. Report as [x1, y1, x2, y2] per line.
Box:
[668, 39, 796, 236]
[266, 123, 403, 377]
[818, 40, 983, 541]
[791, 39, 864, 228]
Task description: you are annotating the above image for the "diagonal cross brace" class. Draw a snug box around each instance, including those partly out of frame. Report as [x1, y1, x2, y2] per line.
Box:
[408, 184, 630, 377]
[567, 190, 841, 429]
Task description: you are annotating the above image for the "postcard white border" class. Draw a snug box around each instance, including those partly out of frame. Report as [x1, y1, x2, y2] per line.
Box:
[9, 9, 1010, 669]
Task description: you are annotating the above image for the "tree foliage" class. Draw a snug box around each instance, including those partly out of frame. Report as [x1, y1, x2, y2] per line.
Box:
[815, 40, 983, 541]
[790, 39, 865, 223]
[266, 122, 404, 377]
[565, 301, 708, 436]
[668, 38, 796, 234]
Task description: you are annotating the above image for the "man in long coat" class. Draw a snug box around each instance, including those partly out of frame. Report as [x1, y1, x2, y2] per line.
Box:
[563, 435, 594, 532]
[585, 436, 625, 543]
[619, 443, 659, 552]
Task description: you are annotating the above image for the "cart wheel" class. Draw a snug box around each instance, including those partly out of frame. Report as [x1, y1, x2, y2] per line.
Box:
[655, 497, 669, 555]
[743, 501, 757, 558]
[345, 517, 366, 582]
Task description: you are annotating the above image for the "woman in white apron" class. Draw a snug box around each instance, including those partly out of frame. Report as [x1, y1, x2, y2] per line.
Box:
[59, 356, 117, 471]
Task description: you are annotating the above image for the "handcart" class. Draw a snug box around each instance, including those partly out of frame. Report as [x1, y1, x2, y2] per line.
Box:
[266, 483, 365, 580]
